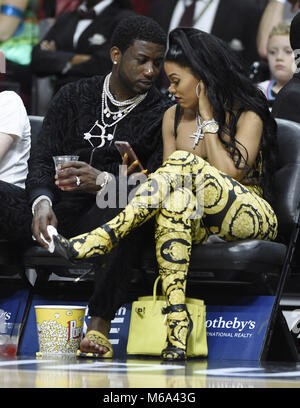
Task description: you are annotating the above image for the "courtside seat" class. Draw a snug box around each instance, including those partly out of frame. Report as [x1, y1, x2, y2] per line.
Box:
[141, 238, 287, 291]
[23, 243, 95, 284]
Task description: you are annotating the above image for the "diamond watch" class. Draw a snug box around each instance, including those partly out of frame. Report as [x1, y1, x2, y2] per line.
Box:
[201, 119, 219, 134]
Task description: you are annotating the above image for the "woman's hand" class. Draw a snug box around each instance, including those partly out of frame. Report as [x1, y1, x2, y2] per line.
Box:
[120, 153, 148, 177]
[197, 81, 214, 121]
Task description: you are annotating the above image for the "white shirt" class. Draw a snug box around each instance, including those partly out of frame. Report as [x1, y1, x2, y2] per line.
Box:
[73, 0, 114, 47]
[0, 91, 31, 188]
[169, 0, 220, 33]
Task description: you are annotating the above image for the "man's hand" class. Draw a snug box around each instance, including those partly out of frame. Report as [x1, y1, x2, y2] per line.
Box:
[70, 54, 91, 66]
[40, 40, 56, 51]
[55, 161, 101, 193]
[32, 200, 58, 248]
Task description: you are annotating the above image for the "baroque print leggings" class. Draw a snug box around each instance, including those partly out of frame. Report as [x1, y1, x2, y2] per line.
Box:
[64, 150, 278, 358]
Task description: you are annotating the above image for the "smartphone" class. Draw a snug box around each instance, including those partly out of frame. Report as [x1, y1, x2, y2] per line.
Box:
[114, 141, 144, 171]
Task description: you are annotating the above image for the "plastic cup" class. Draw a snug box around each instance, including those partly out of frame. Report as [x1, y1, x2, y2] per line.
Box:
[53, 155, 79, 189]
[35, 305, 86, 356]
[52, 155, 79, 172]
[0, 322, 22, 357]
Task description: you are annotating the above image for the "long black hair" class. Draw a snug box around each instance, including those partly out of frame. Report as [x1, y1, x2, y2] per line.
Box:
[165, 27, 278, 203]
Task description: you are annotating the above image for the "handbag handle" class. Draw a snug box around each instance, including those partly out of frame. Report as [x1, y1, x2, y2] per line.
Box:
[152, 276, 161, 306]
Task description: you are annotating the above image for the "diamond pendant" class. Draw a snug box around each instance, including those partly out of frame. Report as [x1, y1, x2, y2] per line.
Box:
[190, 128, 204, 149]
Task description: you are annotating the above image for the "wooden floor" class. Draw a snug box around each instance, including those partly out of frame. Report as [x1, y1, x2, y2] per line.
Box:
[1, 354, 300, 393]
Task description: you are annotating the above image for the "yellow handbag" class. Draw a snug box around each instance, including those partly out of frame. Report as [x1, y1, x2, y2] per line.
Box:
[126, 276, 208, 357]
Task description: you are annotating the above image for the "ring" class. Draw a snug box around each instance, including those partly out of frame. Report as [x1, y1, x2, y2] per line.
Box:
[75, 176, 81, 186]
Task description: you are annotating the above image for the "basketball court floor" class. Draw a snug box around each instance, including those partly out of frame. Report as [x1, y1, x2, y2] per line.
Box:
[1, 354, 300, 391]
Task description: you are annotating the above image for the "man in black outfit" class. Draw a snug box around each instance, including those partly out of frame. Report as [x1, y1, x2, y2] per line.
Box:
[149, 0, 268, 67]
[272, 11, 300, 123]
[0, 15, 173, 356]
[31, 0, 135, 93]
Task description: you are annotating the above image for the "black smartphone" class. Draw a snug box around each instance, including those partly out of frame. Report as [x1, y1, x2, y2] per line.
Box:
[114, 141, 144, 171]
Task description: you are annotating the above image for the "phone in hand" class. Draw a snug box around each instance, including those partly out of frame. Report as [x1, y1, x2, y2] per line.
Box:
[114, 141, 144, 172]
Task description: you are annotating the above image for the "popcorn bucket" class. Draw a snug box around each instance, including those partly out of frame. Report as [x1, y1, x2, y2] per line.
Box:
[35, 305, 86, 356]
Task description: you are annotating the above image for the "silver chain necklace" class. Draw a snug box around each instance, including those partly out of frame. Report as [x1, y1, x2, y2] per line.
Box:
[83, 73, 147, 149]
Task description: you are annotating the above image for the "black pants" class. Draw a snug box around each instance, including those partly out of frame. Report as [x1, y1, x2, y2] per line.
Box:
[88, 220, 155, 321]
[0, 181, 32, 242]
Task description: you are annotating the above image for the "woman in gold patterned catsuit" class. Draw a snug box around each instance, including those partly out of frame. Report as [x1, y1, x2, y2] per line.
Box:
[50, 28, 279, 360]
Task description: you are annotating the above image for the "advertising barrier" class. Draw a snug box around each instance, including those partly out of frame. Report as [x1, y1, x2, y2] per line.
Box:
[17, 293, 276, 360]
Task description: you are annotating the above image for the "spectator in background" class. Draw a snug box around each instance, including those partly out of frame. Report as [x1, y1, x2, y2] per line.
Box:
[0, 0, 39, 109]
[272, 11, 300, 122]
[0, 91, 31, 187]
[0, 51, 31, 189]
[148, 0, 268, 92]
[257, 0, 300, 60]
[31, 0, 135, 94]
[149, 0, 268, 68]
[258, 22, 295, 108]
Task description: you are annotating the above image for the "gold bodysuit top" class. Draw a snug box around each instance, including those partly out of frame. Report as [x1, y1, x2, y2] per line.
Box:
[174, 104, 264, 197]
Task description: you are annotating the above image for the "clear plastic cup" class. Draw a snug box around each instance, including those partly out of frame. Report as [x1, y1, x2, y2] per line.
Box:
[52, 155, 79, 172]
[53, 155, 79, 189]
[0, 322, 22, 357]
